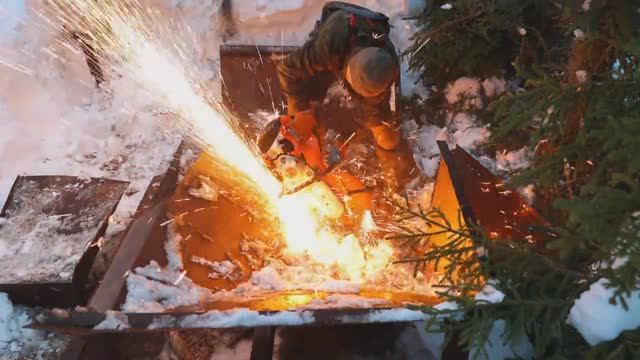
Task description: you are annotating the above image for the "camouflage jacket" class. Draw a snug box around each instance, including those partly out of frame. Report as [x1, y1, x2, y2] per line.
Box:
[277, 9, 399, 128]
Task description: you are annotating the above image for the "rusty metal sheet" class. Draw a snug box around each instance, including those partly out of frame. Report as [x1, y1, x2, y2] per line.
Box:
[0, 176, 128, 307]
[437, 141, 551, 247]
[167, 152, 439, 310]
[220, 44, 364, 138]
[220, 44, 297, 119]
[168, 152, 279, 293]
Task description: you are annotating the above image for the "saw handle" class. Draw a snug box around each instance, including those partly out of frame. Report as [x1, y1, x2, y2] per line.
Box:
[280, 110, 325, 170]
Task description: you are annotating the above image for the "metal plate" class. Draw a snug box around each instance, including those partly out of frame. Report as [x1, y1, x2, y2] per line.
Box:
[436, 141, 550, 247]
[168, 152, 439, 309]
[0, 176, 128, 307]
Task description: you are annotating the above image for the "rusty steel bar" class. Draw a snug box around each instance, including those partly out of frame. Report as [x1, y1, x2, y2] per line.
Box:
[33, 307, 426, 335]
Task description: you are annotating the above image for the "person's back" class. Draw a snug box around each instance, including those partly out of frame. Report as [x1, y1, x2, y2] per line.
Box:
[277, 2, 398, 120]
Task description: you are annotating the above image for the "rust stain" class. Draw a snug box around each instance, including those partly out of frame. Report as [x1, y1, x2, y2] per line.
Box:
[167, 153, 281, 292]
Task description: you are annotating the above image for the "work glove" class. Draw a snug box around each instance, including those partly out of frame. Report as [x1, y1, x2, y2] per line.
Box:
[257, 109, 319, 154]
[281, 108, 318, 141]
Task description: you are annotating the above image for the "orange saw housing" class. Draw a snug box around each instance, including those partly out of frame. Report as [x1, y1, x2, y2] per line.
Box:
[279, 111, 372, 224]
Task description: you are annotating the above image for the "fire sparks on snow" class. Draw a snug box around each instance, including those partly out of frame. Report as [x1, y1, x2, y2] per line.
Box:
[46, 0, 393, 282]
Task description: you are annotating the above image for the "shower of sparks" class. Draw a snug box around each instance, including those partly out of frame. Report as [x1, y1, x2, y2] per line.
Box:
[48, 0, 282, 204]
[0, 57, 33, 75]
[41, 0, 393, 281]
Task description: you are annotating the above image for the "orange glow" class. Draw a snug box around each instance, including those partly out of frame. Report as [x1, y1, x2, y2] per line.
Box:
[276, 187, 393, 281]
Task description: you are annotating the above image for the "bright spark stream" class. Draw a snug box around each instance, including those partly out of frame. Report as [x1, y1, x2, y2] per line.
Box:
[47, 0, 392, 281]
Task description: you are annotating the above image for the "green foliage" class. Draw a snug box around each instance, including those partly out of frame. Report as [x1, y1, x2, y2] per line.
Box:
[404, 0, 563, 88]
[401, 0, 640, 358]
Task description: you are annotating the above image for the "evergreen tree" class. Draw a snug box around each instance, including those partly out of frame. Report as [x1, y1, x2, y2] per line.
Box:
[401, 1, 640, 358]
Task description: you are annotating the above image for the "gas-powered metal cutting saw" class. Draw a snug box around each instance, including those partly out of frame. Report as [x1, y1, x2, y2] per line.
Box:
[257, 110, 372, 224]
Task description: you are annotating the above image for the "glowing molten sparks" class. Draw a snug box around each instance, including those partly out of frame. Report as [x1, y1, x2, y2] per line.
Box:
[50, 0, 393, 281]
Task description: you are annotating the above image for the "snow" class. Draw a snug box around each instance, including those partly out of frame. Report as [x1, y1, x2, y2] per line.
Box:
[0, 0, 24, 39]
[324, 308, 427, 326]
[468, 320, 533, 360]
[94, 310, 130, 330]
[0, 1, 181, 235]
[495, 147, 532, 172]
[191, 256, 240, 280]
[445, 77, 482, 108]
[474, 284, 505, 304]
[165, 224, 186, 271]
[122, 260, 214, 312]
[206, 255, 437, 304]
[187, 175, 220, 202]
[178, 309, 316, 328]
[575, 70, 588, 83]
[0, 178, 124, 283]
[0, 292, 66, 359]
[221, 261, 365, 294]
[567, 278, 640, 346]
[482, 77, 506, 99]
[404, 121, 444, 177]
[517, 184, 535, 205]
[366, 308, 426, 322]
[447, 113, 491, 149]
[404, 98, 492, 180]
[151, 307, 427, 330]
